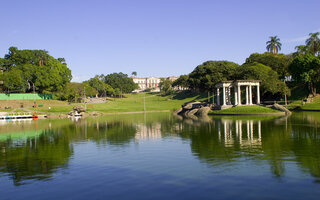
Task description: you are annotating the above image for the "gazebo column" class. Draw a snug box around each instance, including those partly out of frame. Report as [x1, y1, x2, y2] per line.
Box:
[223, 86, 226, 106]
[227, 87, 231, 105]
[216, 88, 220, 106]
[212, 90, 215, 104]
[249, 85, 252, 105]
[234, 86, 238, 105]
[238, 85, 241, 105]
[257, 85, 260, 104]
[245, 86, 249, 105]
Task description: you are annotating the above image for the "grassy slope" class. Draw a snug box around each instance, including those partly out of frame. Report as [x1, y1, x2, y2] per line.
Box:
[86, 92, 207, 113]
[300, 96, 320, 110]
[210, 105, 281, 114]
[0, 100, 73, 113]
[0, 91, 208, 114]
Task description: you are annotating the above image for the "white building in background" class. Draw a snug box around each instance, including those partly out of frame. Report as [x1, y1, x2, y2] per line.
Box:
[132, 77, 161, 91]
[131, 76, 180, 92]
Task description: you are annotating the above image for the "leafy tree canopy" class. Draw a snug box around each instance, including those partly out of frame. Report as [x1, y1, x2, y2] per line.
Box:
[188, 61, 239, 91]
[159, 78, 173, 95]
[237, 62, 289, 96]
[0, 68, 27, 93]
[172, 75, 189, 88]
[86, 75, 114, 96]
[0, 47, 72, 93]
[245, 52, 292, 78]
[58, 82, 97, 102]
[104, 72, 138, 93]
[306, 32, 320, 56]
[288, 54, 320, 95]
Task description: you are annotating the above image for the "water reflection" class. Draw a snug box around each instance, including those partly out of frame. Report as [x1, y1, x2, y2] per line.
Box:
[0, 112, 320, 186]
[135, 123, 162, 140]
[217, 119, 262, 147]
[0, 129, 73, 186]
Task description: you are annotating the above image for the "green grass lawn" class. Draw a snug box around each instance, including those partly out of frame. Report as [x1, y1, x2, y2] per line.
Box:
[210, 105, 281, 114]
[86, 92, 207, 113]
[300, 95, 320, 110]
[1, 92, 209, 115]
[11, 91, 207, 114]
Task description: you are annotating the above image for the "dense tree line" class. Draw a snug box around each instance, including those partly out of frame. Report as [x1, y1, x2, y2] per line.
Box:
[72, 72, 139, 100]
[0, 47, 138, 102]
[173, 32, 320, 100]
[0, 47, 72, 93]
[103, 72, 138, 93]
[57, 72, 138, 102]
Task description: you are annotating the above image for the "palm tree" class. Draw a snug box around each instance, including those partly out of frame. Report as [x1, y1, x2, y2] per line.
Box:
[294, 45, 309, 56]
[266, 36, 282, 54]
[131, 71, 137, 76]
[306, 32, 320, 55]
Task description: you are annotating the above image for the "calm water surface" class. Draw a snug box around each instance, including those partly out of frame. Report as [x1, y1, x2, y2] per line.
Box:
[0, 112, 320, 200]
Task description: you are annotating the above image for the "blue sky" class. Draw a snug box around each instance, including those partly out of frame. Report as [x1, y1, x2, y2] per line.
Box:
[1, 0, 319, 82]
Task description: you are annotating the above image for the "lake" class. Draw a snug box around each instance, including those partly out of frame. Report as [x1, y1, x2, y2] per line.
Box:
[0, 112, 319, 200]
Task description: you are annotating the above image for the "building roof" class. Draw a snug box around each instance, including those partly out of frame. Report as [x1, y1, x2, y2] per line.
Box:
[216, 80, 261, 88]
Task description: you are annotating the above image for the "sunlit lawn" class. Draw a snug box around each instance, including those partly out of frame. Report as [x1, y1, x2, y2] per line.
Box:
[300, 96, 320, 110]
[0, 92, 207, 114]
[210, 105, 281, 114]
[86, 93, 207, 113]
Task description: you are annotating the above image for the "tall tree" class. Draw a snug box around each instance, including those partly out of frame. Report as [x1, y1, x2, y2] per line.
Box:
[131, 71, 137, 76]
[159, 78, 173, 95]
[0, 47, 72, 93]
[266, 36, 282, 54]
[86, 75, 114, 97]
[289, 54, 320, 95]
[306, 32, 320, 56]
[1, 68, 27, 93]
[172, 75, 189, 89]
[237, 63, 289, 96]
[245, 53, 292, 78]
[59, 82, 97, 102]
[294, 45, 309, 56]
[188, 61, 239, 91]
[104, 72, 138, 93]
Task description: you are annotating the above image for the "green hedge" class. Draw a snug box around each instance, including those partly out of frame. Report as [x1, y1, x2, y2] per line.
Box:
[0, 93, 52, 100]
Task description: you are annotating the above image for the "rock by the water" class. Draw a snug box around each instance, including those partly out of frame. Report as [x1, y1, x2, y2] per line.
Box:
[73, 106, 86, 113]
[183, 101, 202, 110]
[197, 107, 211, 116]
[271, 104, 291, 115]
[187, 108, 199, 116]
[176, 101, 211, 118]
[173, 108, 183, 115]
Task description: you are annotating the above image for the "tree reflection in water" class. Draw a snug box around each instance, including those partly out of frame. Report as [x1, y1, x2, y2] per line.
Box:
[0, 130, 73, 186]
[171, 114, 320, 181]
[0, 112, 320, 186]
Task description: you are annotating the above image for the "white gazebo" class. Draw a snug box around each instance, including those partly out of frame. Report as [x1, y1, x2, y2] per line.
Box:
[215, 80, 261, 109]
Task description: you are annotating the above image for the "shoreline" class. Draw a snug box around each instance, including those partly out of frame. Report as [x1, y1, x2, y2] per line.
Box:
[45, 110, 172, 118]
[209, 112, 286, 116]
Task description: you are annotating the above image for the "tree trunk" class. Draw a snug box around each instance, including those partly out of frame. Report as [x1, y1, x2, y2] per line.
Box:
[310, 82, 316, 96]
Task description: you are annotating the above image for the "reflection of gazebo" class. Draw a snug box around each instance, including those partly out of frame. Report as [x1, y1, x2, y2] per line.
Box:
[215, 80, 261, 109]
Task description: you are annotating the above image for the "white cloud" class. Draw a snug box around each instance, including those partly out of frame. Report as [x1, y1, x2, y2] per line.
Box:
[283, 28, 320, 43]
[283, 35, 309, 43]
